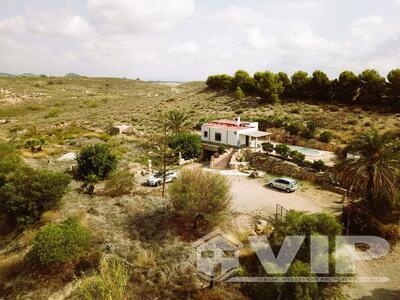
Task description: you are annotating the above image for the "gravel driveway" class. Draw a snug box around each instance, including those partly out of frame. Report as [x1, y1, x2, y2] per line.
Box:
[228, 175, 342, 216]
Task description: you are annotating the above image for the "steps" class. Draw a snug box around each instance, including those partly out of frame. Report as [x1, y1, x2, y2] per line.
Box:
[210, 149, 236, 169]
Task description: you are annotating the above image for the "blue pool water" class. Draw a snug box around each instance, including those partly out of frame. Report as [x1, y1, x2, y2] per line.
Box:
[289, 145, 321, 157]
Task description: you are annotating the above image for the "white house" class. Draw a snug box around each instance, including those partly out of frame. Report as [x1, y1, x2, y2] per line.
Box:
[201, 117, 272, 148]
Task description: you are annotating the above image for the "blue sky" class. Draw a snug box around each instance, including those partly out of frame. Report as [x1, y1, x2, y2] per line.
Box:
[1, 0, 400, 80]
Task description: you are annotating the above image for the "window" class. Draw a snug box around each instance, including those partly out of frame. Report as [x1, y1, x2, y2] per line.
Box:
[215, 132, 222, 142]
[204, 131, 208, 138]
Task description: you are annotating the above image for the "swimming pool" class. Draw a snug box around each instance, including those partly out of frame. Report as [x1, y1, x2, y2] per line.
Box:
[289, 145, 321, 157]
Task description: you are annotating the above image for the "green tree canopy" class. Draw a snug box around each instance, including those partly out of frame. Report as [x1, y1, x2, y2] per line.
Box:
[254, 71, 284, 103]
[334, 71, 360, 103]
[310, 70, 331, 100]
[75, 144, 118, 181]
[387, 68, 400, 104]
[0, 167, 71, 226]
[165, 110, 190, 134]
[291, 71, 311, 99]
[336, 129, 400, 210]
[357, 69, 386, 104]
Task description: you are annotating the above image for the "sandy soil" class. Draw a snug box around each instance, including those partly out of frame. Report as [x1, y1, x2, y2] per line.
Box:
[228, 175, 342, 216]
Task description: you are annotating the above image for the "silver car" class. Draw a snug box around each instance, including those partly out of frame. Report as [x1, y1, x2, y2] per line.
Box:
[146, 171, 177, 186]
[268, 177, 299, 192]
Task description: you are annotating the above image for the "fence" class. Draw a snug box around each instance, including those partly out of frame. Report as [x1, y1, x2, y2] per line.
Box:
[275, 204, 289, 221]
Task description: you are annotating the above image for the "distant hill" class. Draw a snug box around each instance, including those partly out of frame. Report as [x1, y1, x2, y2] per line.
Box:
[19, 73, 38, 77]
[0, 72, 15, 77]
[65, 73, 83, 78]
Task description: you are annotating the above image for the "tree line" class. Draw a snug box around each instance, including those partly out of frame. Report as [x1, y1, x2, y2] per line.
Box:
[206, 69, 400, 109]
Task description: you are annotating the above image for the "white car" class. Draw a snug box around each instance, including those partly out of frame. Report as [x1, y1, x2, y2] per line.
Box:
[268, 177, 299, 193]
[146, 171, 177, 186]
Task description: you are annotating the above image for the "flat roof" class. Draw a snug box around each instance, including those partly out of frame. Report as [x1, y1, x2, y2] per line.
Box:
[239, 131, 272, 138]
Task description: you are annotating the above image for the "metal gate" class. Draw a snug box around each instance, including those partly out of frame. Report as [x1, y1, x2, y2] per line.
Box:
[275, 204, 288, 221]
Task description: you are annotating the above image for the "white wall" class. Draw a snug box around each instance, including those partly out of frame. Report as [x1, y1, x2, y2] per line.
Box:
[201, 125, 258, 147]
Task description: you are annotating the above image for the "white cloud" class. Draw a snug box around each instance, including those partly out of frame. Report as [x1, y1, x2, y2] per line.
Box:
[350, 15, 384, 41]
[0, 15, 26, 33]
[87, 0, 195, 33]
[245, 27, 270, 49]
[170, 41, 199, 55]
[284, 1, 322, 9]
[1, 1, 400, 80]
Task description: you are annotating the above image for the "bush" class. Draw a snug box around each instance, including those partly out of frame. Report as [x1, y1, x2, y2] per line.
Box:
[77, 256, 129, 300]
[234, 86, 244, 100]
[218, 144, 226, 154]
[105, 169, 135, 197]
[0, 167, 71, 226]
[285, 122, 304, 135]
[282, 261, 318, 299]
[244, 212, 344, 300]
[24, 138, 46, 152]
[311, 159, 326, 171]
[168, 132, 201, 160]
[261, 142, 274, 153]
[290, 150, 306, 164]
[319, 130, 334, 143]
[169, 168, 231, 230]
[302, 119, 320, 139]
[75, 144, 118, 181]
[31, 218, 90, 265]
[274, 144, 291, 158]
[0, 142, 23, 186]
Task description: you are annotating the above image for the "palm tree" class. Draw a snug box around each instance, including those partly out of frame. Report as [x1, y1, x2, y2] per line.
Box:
[165, 110, 190, 134]
[336, 129, 400, 210]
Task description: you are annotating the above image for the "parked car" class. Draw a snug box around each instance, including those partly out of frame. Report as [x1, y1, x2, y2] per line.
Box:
[146, 171, 177, 186]
[268, 177, 298, 192]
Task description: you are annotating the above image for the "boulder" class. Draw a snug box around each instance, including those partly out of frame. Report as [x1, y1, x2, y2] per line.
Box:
[109, 124, 131, 135]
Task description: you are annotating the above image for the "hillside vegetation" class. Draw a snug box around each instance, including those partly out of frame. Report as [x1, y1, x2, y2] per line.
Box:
[0, 77, 398, 153]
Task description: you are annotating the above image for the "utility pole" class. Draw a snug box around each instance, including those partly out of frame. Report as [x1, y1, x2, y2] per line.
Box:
[162, 124, 167, 198]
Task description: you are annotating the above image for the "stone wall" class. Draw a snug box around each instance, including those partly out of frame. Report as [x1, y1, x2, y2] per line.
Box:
[249, 153, 335, 186]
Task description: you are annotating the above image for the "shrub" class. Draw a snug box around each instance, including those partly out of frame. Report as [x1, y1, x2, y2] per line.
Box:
[218, 144, 226, 154]
[311, 159, 326, 172]
[105, 169, 135, 197]
[0, 142, 23, 186]
[44, 108, 61, 118]
[169, 168, 231, 230]
[24, 138, 46, 152]
[285, 122, 304, 135]
[261, 142, 275, 154]
[31, 218, 90, 265]
[290, 150, 306, 164]
[234, 86, 244, 100]
[75, 144, 118, 181]
[0, 167, 71, 226]
[168, 132, 201, 160]
[319, 130, 334, 143]
[282, 261, 318, 299]
[274, 144, 291, 158]
[302, 119, 320, 139]
[77, 256, 129, 300]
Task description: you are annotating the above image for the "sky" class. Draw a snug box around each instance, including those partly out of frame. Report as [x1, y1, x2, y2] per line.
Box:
[0, 0, 400, 81]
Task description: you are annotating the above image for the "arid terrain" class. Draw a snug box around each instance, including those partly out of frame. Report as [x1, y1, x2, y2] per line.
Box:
[0, 77, 399, 299]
